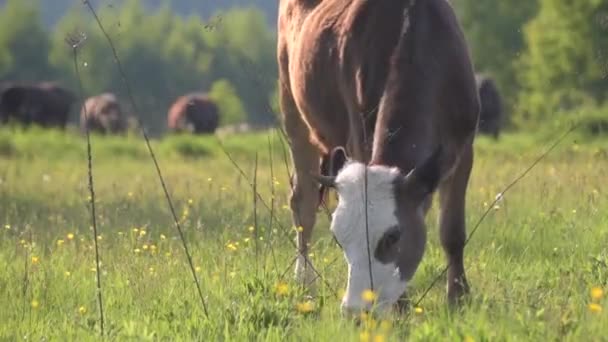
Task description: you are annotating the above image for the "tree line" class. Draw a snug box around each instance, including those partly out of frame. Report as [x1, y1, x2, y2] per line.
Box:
[1, 0, 607, 135]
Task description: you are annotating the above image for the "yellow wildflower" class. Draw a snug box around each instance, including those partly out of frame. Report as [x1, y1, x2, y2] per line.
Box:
[150, 245, 157, 252]
[296, 300, 315, 313]
[127, 192, 133, 198]
[65, 271, 71, 277]
[132, 228, 139, 233]
[97, 235, 103, 241]
[139, 229, 146, 237]
[207, 177, 213, 182]
[361, 289, 376, 303]
[248, 226, 255, 232]
[373, 334, 386, 342]
[275, 282, 289, 296]
[414, 306, 424, 314]
[360, 330, 371, 342]
[195, 266, 201, 272]
[134, 248, 141, 254]
[67, 233, 75, 240]
[31, 300, 39, 309]
[4, 224, 10, 230]
[464, 336, 475, 342]
[160, 234, 166, 240]
[31, 256, 40, 265]
[188, 198, 193, 205]
[142, 244, 149, 250]
[79, 306, 87, 315]
[591, 287, 604, 301]
[226, 243, 237, 251]
[589, 303, 602, 314]
[57, 239, 65, 246]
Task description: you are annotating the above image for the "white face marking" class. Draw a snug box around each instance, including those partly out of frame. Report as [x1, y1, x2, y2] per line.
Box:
[330, 162, 407, 313]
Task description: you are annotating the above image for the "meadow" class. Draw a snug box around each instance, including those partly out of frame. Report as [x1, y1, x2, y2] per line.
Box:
[0, 127, 607, 341]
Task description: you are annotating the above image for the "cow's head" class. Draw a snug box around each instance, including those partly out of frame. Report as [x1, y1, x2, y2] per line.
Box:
[313, 146, 442, 314]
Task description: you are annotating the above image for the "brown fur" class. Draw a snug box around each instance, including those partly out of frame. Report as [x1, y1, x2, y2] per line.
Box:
[278, 0, 480, 306]
[0, 81, 75, 129]
[80, 93, 127, 135]
[167, 93, 219, 135]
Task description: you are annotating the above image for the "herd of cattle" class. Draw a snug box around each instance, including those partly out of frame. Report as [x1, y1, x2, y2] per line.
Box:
[0, 75, 504, 138]
[0, 81, 220, 135]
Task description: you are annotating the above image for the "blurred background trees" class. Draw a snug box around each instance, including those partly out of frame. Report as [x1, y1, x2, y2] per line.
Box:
[0, 0, 606, 135]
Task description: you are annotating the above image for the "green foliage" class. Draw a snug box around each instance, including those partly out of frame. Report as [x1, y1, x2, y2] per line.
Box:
[2, 0, 278, 135]
[209, 78, 247, 126]
[0, 0, 53, 81]
[454, 0, 539, 125]
[515, 0, 608, 129]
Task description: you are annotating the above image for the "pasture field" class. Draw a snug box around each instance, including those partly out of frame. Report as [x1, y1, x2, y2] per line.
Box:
[0, 127, 607, 341]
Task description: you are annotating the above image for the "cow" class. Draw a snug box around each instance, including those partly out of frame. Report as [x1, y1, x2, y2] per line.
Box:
[475, 74, 504, 139]
[167, 93, 219, 135]
[80, 93, 127, 135]
[0, 81, 76, 129]
[278, 0, 480, 315]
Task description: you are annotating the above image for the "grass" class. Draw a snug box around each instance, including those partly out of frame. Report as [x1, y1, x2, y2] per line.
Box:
[0, 127, 607, 341]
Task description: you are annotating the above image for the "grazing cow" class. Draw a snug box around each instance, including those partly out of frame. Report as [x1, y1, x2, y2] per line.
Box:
[475, 74, 504, 139]
[80, 93, 127, 135]
[278, 0, 480, 314]
[0, 81, 75, 129]
[167, 93, 219, 134]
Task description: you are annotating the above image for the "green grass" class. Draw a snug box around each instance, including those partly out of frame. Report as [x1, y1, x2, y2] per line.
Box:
[0, 127, 607, 341]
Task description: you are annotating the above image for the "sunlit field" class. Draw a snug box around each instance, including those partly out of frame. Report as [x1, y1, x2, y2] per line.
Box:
[0, 127, 607, 341]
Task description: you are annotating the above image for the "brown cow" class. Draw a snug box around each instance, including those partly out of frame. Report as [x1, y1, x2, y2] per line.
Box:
[0, 81, 75, 129]
[278, 0, 480, 314]
[475, 74, 504, 139]
[167, 93, 219, 134]
[80, 93, 127, 135]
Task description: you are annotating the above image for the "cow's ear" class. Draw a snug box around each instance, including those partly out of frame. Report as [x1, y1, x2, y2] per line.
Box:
[329, 146, 349, 177]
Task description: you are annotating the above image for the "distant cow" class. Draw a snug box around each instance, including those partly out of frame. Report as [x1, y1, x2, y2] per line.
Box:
[475, 74, 504, 139]
[80, 93, 126, 135]
[0, 81, 76, 129]
[167, 93, 219, 134]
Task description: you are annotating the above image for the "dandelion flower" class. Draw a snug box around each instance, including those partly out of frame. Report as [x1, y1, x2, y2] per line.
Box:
[160, 234, 166, 240]
[588, 303, 602, 314]
[97, 235, 103, 241]
[31, 256, 40, 265]
[4, 224, 10, 230]
[57, 239, 65, 246]
[248, 226, 255, 232]
[188, 198, 193, 205]
[464, 336, 475, 342]
[79, 306, 87, 315]
[414, 306, 424, 314]
[295, 226, 304, 232]
[226, 243, 237, 251]
[275, 282, 289, 296]
[142, 244, 149, 250]
[134, 248, 141, 254]
[591, 287, 603, 301]
[65, 271, 71, 277]
[195, 266, 201, 272]
[359, 330, 371, 342]
[207, 177, 213, 182]
[361, 289, 376, 303]
[67, 233, 75, 240]
[296, 300, 314, 313]
[229, 271, 236, 278]
[149, 267, 155, 273]
[373, 334, 386, 342]
[139, 229, 146, 237]
[31, 300, 39, 309]
[132, 228, 139, 233]
[244, 238, 251, 243]
[150, 245, 157, 252]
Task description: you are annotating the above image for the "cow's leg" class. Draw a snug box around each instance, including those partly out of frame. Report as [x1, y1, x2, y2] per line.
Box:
[438, 143, 473, 305]
[279, 86, 321, 292]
